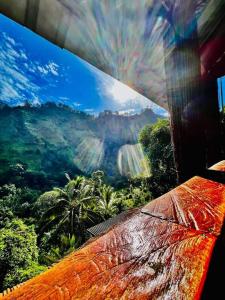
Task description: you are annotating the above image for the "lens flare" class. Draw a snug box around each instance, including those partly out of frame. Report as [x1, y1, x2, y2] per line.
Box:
[73, 137, 104, 174]
[117, 143, 150, 178]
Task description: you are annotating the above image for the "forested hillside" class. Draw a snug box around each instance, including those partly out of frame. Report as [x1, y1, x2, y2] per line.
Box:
[0, 103, 162, 190]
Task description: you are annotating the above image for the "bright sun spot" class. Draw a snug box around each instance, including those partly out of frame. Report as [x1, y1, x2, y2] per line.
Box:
[107, 80, 139, 104]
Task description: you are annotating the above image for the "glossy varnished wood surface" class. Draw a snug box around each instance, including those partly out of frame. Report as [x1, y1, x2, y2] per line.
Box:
[209, 160, 225, 172]
[0, 174, 224, 300]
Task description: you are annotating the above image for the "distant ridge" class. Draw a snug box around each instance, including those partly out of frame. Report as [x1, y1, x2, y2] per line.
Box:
[0, 103, 164, 189]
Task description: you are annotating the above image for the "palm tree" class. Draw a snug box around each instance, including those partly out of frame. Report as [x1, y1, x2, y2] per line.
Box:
[39, 234, 80, 265]
[97, 185, 120, 219]
[38, 175, 98, 241]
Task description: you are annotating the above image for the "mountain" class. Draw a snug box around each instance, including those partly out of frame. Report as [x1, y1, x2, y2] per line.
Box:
[0, 103, 163, 189]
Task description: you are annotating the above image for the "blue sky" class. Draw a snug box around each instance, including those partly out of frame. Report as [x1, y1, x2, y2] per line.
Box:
[0, 14, 168, 116]
[218, 76, 225, 111]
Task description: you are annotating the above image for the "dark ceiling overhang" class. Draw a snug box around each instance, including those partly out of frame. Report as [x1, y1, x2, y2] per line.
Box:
[0, 0, 225, 110]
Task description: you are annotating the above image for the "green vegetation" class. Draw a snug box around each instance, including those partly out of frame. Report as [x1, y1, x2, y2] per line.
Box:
[0, 218, 46, 291]
[0, 171, 153, 291]
[0, 106, 177, 291]
[139, 119, 177, 196]
[0, 103, 160, 189]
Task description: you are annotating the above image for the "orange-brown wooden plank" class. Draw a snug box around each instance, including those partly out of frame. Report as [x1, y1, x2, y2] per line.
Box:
[1, 175, 225, 299]
[209, 160, 225, 172]
[142, 176, 225, 236]
[0, 212, 216, 300]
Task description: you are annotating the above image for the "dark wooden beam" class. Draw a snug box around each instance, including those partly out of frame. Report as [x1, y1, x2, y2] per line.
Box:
[199, 3, 225, 166]
[163, 1, 223, 183]
[165, 45, 206, 182]
[164, 2, 207, 182]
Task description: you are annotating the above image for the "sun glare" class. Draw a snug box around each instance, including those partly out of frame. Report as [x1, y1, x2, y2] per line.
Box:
[107, 80, 139, 104]
[117, 143, 151, 178]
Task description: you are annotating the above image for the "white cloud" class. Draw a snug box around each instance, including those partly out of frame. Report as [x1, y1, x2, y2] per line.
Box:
[37, 65, 48, 75]
[37, 62, 59, 76]
[1, 81, 20, 100]
[32, 97, 41, 106]
[105, 80, 138, 104]
[73, 102, 81, 107]
[5, 35, 16, 45]
[118, 108, 136, 115]
[59, 96, 69, 101]
[15, 82, 26, 90]
[56, 96, 82, 108]
[20, 51, 27, 60]
[7, 46, 20, 59]
[58, 97, 81, 108]
[47, 62, 59, 76]
[0, 32, 62, 106]
[0, 33, 40, 104]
